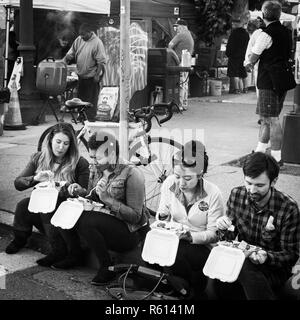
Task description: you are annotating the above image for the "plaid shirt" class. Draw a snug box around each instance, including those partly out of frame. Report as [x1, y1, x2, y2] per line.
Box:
[223, 186, 300, 272]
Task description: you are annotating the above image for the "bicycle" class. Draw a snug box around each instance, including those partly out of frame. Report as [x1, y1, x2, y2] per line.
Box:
[37, 98, 184, 215]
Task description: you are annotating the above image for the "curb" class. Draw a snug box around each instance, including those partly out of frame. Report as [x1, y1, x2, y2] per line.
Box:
[194, 97, 294, 105]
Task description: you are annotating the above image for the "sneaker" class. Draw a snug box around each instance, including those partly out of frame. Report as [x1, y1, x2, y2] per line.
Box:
[5, 240, 24, 254]
[242, 88, 248, 94]
[91, 268, 116, 286]
[51, 254, 83, 270]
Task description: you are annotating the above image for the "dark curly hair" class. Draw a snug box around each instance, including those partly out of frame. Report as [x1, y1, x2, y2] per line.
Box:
[242, 152, 279, 183]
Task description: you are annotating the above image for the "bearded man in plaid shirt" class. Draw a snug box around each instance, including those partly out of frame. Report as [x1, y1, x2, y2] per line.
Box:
[215, 152, 300, 300]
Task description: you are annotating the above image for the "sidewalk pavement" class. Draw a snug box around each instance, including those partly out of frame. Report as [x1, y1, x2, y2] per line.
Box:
[0, 90, 299, 299]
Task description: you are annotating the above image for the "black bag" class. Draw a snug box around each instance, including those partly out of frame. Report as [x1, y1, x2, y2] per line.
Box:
[106, 264, 190, 300]
[267, 61, 296, 94]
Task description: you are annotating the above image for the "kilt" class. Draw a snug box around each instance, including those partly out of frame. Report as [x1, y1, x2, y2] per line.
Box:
[256, 89, 286, 117]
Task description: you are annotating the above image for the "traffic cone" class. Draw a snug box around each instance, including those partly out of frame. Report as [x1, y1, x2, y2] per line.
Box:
[4, 80, 26, 130]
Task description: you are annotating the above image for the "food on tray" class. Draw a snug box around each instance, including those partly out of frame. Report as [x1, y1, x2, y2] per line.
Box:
[93, 202, 104, 212]
[68, 197, 103, 211]
[151, 220, 187, 233]
[218, 240, 261, 256]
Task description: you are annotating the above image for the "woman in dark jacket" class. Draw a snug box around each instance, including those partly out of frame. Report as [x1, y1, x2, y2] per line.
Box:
[5, 123, 89, 268]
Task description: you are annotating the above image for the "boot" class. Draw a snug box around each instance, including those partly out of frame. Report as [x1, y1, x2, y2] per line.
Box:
[36, 224, 67, 267]
[5, 230, 31, 254]
[90, 267, 116, 286]
[51, 230, 84, 269]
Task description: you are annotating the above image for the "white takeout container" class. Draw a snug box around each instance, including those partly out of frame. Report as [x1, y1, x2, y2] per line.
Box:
[51, 199, 84, 229]
[203, 245, 245, 283]
[28, 186, 59, 213]
[142, 228, 179, 266]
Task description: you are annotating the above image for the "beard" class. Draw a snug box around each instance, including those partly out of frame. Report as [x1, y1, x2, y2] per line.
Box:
[247, 189, 270, 204]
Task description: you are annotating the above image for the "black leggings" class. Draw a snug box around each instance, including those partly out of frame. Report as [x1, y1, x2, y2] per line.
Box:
[169, 241, 210, 292]
[13, 197, 53, 234]
[13, 197, 81, 255]
[76, 211, 140, 268]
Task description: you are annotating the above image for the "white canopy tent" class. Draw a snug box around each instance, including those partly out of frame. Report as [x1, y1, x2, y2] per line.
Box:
[0, 0, 111, 14]
[1, 0, 111, 86]
[250, 10, 296, 22]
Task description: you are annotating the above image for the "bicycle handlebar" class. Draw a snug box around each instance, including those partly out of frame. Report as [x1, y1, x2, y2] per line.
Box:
[133, 100, 178, 133]
[154, 100, 179, 124]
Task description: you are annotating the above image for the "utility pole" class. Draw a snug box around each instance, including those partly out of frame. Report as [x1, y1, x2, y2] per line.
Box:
[293, 1, 300, 114]
[281, 1, 300, 164]
[17, 0, 42, 125]
[119, 0, 130, 160]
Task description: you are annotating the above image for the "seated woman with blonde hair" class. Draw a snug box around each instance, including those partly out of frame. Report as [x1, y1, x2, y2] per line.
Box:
[6, 123, 89, 268]
[157, 140, 225, 298]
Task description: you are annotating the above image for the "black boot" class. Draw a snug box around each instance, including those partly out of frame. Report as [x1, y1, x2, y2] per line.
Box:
[91, 267, 116, 286]
[36, 224, 67, 267]
[51, 230, 84, 269]
[5, 230, 31, 254]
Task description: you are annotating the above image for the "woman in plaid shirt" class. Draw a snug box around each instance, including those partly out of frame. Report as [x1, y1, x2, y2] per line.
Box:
[215, 152, 300, 300]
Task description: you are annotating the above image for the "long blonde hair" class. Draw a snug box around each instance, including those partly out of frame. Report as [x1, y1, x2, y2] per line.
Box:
[37, 123, 79, 182]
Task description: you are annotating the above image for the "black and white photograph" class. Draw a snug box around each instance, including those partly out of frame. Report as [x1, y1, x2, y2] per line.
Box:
[0, 0, 299, 311]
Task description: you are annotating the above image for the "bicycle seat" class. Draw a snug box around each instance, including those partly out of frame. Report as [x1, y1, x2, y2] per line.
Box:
[65, 98, 92, 109]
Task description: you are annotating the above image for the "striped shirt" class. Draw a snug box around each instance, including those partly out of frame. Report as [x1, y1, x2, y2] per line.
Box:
[223, 186, 300, 272]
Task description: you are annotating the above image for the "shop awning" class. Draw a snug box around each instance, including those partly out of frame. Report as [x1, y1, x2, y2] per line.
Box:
[0, 0, 111, 15]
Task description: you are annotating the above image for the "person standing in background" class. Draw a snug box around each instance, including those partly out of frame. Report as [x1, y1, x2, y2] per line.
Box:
[168, 18, 194, 62]
[246, 1, 293, 165]
[244, 17, 266, 125]
[226, 19, 250, 94]
[169, 18, 194, 111]
[6, 31, 19, 82]
[244, 17, 266, 96]
[63, 23, 106, 121]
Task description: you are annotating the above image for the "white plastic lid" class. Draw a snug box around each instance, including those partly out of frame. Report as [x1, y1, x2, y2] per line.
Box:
[51, 199, 84, 229]
[28, 187, 59, 213]
[203, 245, 245, 283]
[141, 228, 179, 267]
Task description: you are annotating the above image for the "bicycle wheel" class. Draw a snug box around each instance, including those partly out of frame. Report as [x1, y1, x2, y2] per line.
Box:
[130, 136, 183, 216]
[75, 129, 89, 152]
[37, 126, 53, 151]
